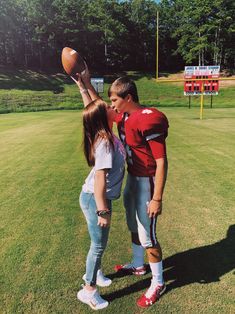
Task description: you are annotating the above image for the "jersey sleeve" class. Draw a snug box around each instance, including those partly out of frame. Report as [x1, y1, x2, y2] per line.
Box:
[94, 139, 113, 170]
[140, 110, 168, 159]
[140, 110, 169, 141]
[148, 137, 167, 159]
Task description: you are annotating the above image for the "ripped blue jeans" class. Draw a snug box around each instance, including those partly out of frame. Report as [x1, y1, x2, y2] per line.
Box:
[79, 190, 112, 286]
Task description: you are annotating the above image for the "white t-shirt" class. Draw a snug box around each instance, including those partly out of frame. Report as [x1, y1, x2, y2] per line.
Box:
[82, 135, 126, 200]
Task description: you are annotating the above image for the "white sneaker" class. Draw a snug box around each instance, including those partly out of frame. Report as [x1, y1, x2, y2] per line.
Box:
[77, 287, 109, 310]
[82, 269, 112, 287]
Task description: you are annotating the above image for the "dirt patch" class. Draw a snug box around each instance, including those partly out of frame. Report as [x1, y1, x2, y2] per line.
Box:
[220, 76, 235, 87]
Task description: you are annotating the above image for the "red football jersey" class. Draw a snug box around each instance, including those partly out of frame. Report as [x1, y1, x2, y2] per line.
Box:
[115, 107, 169, 176]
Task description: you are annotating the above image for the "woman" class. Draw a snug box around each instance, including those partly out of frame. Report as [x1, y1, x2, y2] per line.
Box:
[74, 73, 126, 310]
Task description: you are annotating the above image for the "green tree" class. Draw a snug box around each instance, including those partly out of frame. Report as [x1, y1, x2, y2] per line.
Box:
[161, 0, 235, 69]
[0, 0, 233, 72]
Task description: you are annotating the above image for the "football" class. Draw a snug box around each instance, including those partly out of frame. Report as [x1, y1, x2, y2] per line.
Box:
[61, 47, 86, 77]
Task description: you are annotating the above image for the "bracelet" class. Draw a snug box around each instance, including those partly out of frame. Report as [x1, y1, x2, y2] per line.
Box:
[96, 210, 111, 217]
[80, 88, 88, 94]
[152, 198, 162, 202]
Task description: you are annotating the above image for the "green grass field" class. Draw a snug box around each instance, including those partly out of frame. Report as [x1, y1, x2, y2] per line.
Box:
[0, 68, 235, 113]
[1, 108, 235, 313]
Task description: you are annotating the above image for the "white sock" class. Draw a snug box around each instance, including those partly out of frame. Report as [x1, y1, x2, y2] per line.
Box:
[132, 243, 145, 268]
[149, 261, 164, 285]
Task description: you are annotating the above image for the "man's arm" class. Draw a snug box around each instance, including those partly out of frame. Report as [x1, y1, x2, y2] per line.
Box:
[147, 157, 168, 218]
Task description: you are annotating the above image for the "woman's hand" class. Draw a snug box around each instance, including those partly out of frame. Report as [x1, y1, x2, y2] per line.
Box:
[70, 73, 84, 89]
[70, 62, 92, 92]
[97, 215, 111, 228]
[80, 62, 91, 85]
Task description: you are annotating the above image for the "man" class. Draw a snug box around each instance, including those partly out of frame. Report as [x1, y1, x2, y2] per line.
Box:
[108, 77, 169, 308]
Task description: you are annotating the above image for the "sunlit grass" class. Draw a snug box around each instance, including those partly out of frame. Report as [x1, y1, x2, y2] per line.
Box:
[0, 108, 235, 313]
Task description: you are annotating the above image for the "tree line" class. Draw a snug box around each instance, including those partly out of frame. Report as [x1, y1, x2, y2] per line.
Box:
[0, 0, 234, 73]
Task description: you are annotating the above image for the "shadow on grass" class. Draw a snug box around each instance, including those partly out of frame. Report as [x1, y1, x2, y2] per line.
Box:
[0, 68, 157, 96]
[103, 224, 235, 301]
[0, 68, 68, 93]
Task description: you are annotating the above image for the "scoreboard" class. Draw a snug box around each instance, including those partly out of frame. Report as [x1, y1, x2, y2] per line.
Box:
[184, 66, 220, 96]
[91, 77, 104, 93]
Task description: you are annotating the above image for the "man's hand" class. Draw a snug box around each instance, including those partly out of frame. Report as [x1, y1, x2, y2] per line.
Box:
[147, 200, 162, 218]
[97, 216, 111, 228]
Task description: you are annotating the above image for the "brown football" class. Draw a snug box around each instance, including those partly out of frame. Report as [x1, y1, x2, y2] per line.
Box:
[61, 47, 86, 76]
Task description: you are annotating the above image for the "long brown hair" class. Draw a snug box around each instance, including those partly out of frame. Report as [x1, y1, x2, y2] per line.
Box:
[83, 99, 114, 166]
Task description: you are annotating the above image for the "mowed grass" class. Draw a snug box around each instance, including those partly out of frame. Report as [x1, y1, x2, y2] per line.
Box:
[0, 108, 235, 313]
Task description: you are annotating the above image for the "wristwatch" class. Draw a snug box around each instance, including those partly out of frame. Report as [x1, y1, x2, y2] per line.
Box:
[96, 209, 111, 217]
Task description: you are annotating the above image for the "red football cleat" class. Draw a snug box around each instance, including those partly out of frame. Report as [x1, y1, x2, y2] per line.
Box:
[137, 283, 166, 308]
[114, 263, 147, 276]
